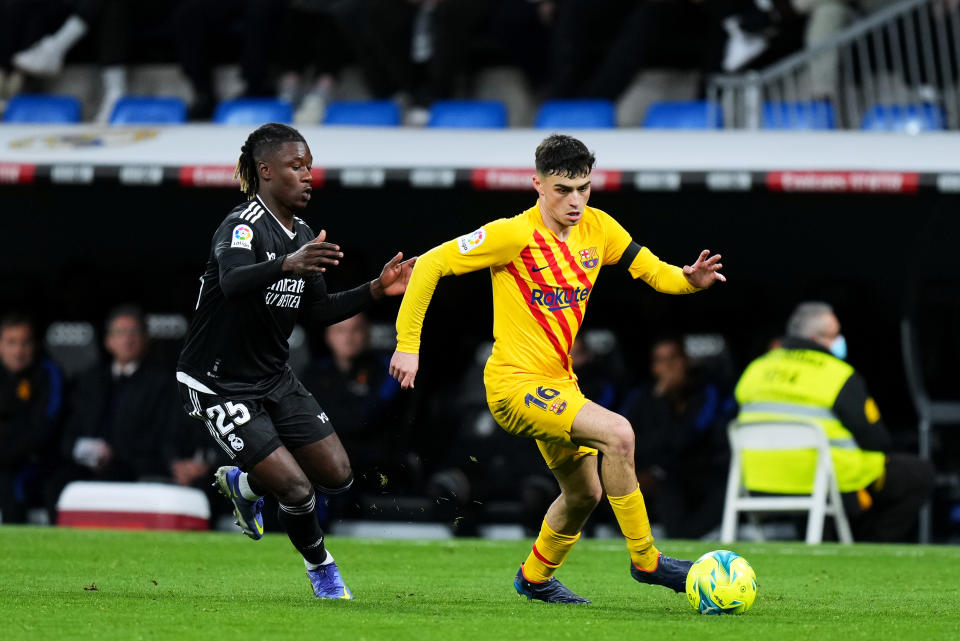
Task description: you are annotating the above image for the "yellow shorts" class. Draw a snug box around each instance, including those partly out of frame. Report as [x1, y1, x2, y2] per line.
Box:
[487, 377, 596, 470]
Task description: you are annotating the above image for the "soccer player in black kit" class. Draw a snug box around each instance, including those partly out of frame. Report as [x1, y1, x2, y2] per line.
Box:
[177, 123, 415, 600]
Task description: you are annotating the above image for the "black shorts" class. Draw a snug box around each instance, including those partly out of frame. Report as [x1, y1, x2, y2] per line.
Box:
[178, 370, 335, 470]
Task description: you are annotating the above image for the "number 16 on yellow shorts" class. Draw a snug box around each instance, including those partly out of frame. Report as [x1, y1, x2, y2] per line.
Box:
[487, 379, 596, 469]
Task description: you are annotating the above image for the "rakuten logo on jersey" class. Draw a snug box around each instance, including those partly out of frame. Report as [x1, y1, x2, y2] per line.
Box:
[529, 287, 590, 311]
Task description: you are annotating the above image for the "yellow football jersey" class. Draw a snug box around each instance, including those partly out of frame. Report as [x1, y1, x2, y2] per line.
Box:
[396, 201, 699, 401]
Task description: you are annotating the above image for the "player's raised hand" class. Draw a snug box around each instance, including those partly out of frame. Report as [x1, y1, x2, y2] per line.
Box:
[389, 350, 419, 390]
[282, 230, 343, 274]
[682, 249, 726, 288]
[371, 253, 418, 299]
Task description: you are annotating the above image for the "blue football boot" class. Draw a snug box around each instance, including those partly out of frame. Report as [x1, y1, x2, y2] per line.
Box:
[307, 562, 353, 600]
[214, 465, 264, 540]
[514, 565, 590, 604]
[630, 553, 693, 593]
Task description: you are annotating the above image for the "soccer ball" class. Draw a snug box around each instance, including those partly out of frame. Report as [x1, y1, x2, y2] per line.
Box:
[685, 550, 757, 615]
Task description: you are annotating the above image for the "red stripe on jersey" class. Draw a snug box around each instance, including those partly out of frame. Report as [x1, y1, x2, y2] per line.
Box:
[532, 231, 584, 328]
[506, 261, 570, 372]
[556, 240, 594, 293]
[520, 247, 574, 352]
[532, 543, 559, 568]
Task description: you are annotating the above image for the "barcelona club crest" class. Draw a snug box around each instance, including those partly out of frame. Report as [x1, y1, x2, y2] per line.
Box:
[550, 400, 567, 415]
[578, 247, 599, 270]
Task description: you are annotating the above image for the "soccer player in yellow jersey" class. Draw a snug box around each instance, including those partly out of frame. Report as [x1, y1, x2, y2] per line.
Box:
[390, 135, 726, 603]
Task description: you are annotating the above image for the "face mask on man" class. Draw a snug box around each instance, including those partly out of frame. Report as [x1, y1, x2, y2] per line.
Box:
[829, 334, 847, 360]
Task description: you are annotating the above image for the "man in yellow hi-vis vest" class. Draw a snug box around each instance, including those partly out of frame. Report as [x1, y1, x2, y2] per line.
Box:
[735, 301, 934, 542]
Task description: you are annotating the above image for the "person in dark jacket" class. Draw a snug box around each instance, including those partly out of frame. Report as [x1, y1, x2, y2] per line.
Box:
[0, 313, 65, 524]
[49, 305, 181, 510]
[620, 336, 735, 539]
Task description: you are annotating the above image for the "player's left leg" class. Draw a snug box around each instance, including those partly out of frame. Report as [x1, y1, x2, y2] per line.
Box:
[267, 375, 354, 599]
[287, 436, 354, 599]
[290, 433, 353, 495]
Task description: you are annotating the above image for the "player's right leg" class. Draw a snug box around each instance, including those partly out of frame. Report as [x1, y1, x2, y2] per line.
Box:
[178, 384, 274, 539]
[488, 381, 596, 603]
[570, 402, 691, 593]
[515, 453, 601, 604]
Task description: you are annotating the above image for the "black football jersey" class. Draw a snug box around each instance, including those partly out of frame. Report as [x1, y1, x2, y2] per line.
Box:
[178, 195, 372, 399]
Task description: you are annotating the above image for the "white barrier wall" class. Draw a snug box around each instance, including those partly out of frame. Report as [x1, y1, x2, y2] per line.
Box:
[2, 126, 960, 194]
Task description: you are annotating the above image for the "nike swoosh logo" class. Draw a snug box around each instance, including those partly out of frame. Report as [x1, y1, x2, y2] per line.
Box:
[531, 265, 550, 272]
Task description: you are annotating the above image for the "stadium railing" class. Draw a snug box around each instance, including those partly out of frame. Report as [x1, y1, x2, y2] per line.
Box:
[708, 0, 960, 130]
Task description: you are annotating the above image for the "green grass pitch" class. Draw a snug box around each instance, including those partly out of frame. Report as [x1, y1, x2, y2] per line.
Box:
[2, 526, 958, 641]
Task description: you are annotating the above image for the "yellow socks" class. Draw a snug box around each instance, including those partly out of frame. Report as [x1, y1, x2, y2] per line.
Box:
[607, 485, 660, 571]
[522, 519, 580, 583]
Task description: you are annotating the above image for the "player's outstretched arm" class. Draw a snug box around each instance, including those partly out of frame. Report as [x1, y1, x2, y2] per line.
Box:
[682, 249, 726, 289]
[282, 230, 343, 275]
[392, 245, 453, 390]
[218, 228, 340, 299]
[370, 253, 418, 299]
[302, 246, 414, 328]
[391, 219, 522, 390]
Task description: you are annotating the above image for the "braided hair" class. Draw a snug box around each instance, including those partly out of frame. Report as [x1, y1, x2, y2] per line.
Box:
[234, 123, 307, 199]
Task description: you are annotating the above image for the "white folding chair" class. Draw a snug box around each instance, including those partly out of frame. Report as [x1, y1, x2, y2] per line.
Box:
[721, 420, 853, 544]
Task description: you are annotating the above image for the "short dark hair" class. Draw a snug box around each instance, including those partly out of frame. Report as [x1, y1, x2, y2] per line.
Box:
[535, 134, 596, 178]
[105, 304, 146, 336]
[234, 123, 307, 199]
[0, 311, 34, 335]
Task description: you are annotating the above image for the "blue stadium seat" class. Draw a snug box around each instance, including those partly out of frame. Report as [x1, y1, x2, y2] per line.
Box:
[2, 94, 81, 123]
[535, 99, 616, 129]
[641, 100, 722, 129]
[213, 98, 293, 125]
[762, 100, 836, 130]
[109, 96, 187, 125]
[323, 100, 400, 126]
[860, 103, 945, 132]
[427, 100, 507, 128]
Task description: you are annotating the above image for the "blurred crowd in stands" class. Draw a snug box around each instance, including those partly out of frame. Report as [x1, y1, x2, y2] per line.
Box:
[1, 304, 742, 539]
[4, 297, 957, 544]
[0, 0, 902, 125]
